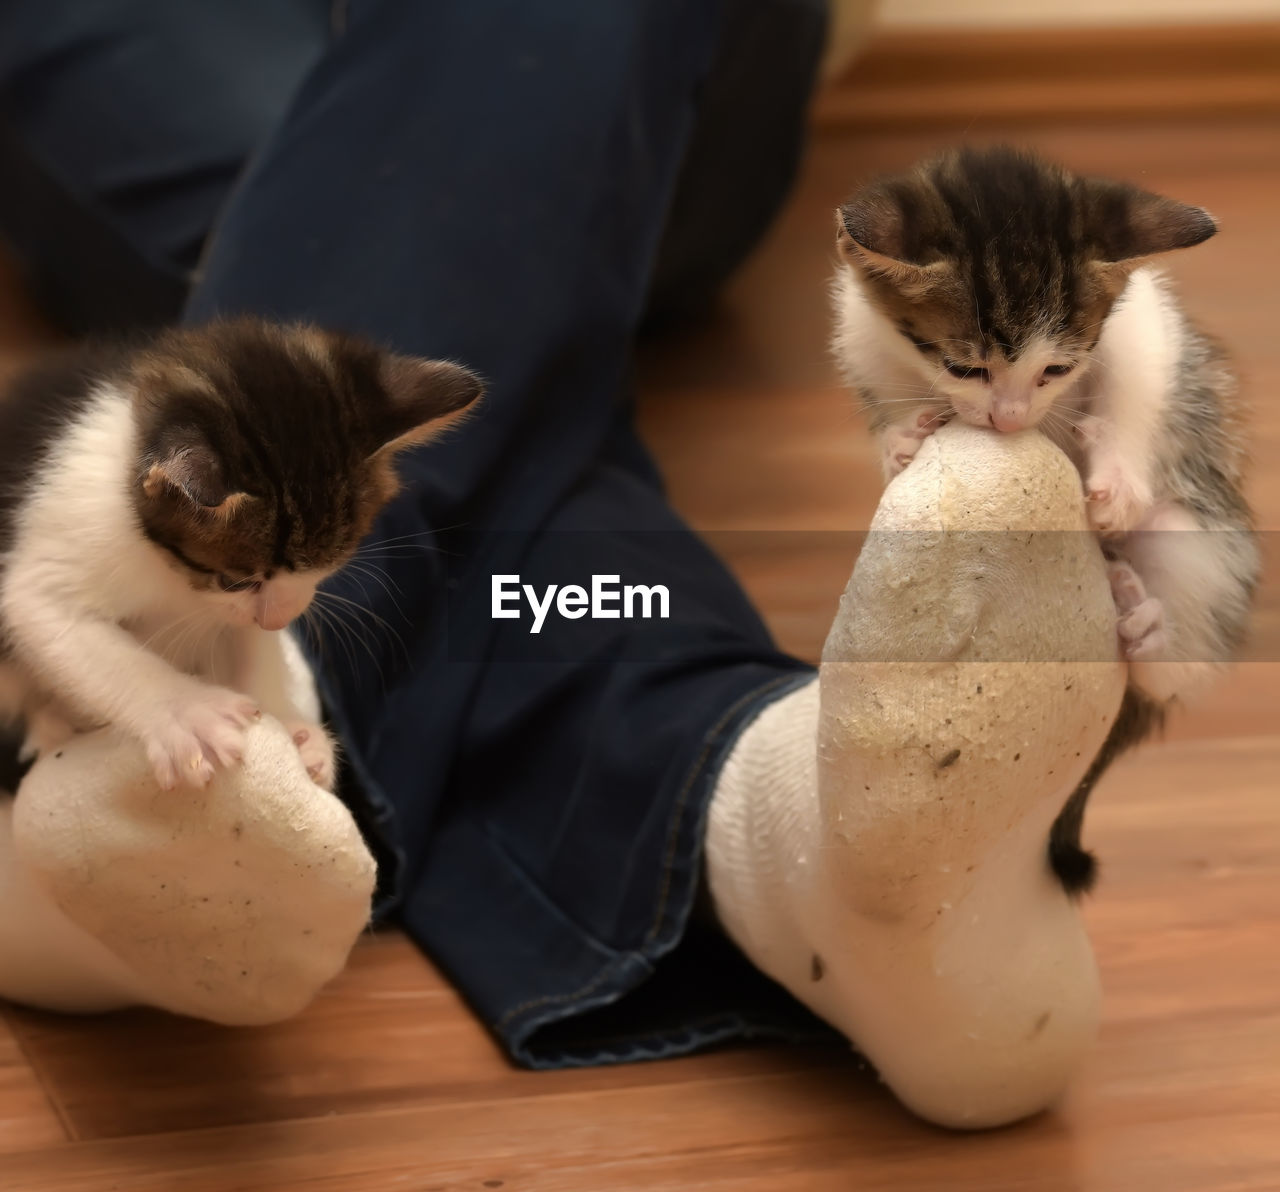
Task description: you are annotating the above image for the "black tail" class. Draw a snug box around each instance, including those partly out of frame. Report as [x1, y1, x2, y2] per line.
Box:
[1048, 687, 1165, 895]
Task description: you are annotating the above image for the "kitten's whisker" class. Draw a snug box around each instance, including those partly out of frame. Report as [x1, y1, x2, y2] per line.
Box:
[1047, 407, 1092, 432]
[1039, 409, 1072, 438]
[324, 600, 396, 695]
[351, 548, 450, 571]
[308, 599, 362, 681]
[856, 393, 956, 406]
[849, 396, 952, 404]
[344, 562, 410, 621]
[297, 608, 322, 653]
[297, 610, 339, 682]
[355, 540, 461, 563]
[923, 369, 949, 404]
[318, 589, 404, 645]
[356, 521, 469, 552]
[356, 540, 442, 559]
[313, 589, 408, 681]
[331, 573, 405, 659]
[358, 530, 437, 548]
[349, 559, 408, 598]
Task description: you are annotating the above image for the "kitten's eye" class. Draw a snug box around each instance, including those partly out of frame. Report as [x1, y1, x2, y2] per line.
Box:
[216, 573, 262, 594]
[1041, 364, 1075, 378]
[944, 361, 990, 382]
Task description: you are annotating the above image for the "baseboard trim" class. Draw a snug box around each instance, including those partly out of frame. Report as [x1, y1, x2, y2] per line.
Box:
[812, 21, 1280, 129]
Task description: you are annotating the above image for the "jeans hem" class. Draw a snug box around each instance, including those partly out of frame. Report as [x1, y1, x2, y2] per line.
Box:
[500, 666, 818, 1066]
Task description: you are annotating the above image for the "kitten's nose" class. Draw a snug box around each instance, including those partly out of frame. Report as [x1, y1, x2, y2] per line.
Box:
[255, 608, 294, 631]
[253, 580, 315, 631]
[990, 393, 1031, 433]
[991, 410, 1028, 433]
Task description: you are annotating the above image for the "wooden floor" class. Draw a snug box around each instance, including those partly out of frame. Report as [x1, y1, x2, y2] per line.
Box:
[3, 71, 1280, 1192]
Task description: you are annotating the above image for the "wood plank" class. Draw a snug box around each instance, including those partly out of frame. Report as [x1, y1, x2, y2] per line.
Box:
[1, 1028, 1277, 1191]
[5, 931, 843, 1142]
[812, 23, 1280, 130]
[1085, 738, 1280, 1003]
[0, 1011, 67, 1153]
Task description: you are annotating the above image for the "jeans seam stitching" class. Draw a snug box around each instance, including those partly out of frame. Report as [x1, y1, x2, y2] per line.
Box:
[495, 669, 807, 1032]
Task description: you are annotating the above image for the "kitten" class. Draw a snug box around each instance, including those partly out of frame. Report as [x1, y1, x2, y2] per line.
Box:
[0, 318, 482, 790]
[830, 146, 1258, 709]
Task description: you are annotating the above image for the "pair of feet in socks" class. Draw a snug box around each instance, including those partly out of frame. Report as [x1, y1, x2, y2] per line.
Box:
[0, 424, 1128, 1128]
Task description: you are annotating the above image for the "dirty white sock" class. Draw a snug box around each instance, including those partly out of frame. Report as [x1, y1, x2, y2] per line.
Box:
[0, 707, 375, 1026]
[0, 794, 144, 1013]
[706, 423, 1128, 1128]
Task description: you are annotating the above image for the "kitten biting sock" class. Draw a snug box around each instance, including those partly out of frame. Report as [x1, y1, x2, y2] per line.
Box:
[707, 423, 1128, 1128]
[0, 714, 375, 1025]
[831, 147, 1257, 709]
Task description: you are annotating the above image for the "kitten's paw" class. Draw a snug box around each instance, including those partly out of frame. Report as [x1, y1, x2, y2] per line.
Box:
[1085, 461, 1152, 537]
[881, 410, 949, 479]
[1105, 558, 1172, 665]
[1107, 559, 1148, 615]
[144, 687, 261, 790]
[1118, 597, 1166, 661]
[286, 721, 337, 791]
[1107, 559, 1168, 660]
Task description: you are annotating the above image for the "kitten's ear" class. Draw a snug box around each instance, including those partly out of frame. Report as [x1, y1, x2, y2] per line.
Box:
[142, 434, 246, 515]
[1083, 179, 1217, 264]
[836, 189, 949, 295]
[374, 355, 485, 455]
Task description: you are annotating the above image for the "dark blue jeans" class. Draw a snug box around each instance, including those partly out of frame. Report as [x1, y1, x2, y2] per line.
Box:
[0, 0, 830, 1064]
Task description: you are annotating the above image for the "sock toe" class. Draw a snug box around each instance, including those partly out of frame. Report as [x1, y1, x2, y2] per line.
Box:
[11, 718, 376, 1025]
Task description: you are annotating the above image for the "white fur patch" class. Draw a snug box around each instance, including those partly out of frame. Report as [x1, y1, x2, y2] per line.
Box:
[0, 384, 318, 749]
[1085, 267, 1182, 498]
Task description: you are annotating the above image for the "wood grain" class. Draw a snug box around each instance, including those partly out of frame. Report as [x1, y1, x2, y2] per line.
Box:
[0, 1016, 66, 1154]
[2, 48, 1279, 1192]
[3, 933, 849, 1142]
[812, 23, 1280, 130]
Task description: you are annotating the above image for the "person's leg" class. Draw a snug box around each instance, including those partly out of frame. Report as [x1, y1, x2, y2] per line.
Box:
[0, 0, 332, 332]
[644, 0, 829, 323]
[0, 0, 831, 1052]
[183, 0, 829, 1059]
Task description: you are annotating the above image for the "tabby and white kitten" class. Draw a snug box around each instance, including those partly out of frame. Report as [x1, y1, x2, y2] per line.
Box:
[0, 319, 482, 790]
[831, 146, 1258, 708]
